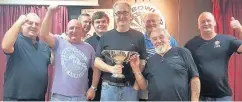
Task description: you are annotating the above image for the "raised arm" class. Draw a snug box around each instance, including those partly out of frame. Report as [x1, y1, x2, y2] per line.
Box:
[39, 5, 58, 48]
[2, 15, 27, 53]
[130, 55, 147, 90]
[230, 17, 242, 53]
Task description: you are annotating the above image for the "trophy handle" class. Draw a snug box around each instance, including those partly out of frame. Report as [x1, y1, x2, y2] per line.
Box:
[112, 60, 125, 78]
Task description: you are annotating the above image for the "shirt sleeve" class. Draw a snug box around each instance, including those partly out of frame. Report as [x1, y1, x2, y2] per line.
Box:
[138, 35, 147, 60]
[51, 35, 60, 51]
[95, 35, 104, 59]
[180, 47, 199, 80]
[170, 36, 178, 47]
[228, 36, 242, 54]
[89, 45, 96, 68]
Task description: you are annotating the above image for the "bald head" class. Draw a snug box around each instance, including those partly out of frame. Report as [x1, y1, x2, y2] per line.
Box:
[67, 19, 82, 28]
[26, 13, 41, 22]
[66, 19, 83, 43]
[197, 12, 216, 34]
[198, 12, 215, 23]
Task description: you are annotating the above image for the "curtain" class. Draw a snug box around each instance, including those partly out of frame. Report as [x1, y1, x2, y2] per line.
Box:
[0, 5, 68, 101]
[212, 0, 242, 100]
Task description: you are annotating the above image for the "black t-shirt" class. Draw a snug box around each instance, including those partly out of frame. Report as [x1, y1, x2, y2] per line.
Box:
[96, 28, 146, 86]
[143, 47, 199, 101]
[4, 34, 51, 99]
[185, 34, 242, 98]
[86, 33, 100, 52]
[86, 33, 102, 101]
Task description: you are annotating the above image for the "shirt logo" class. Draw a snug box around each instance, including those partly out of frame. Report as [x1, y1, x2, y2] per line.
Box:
[214, 40, 221, 48]
[60, 47, 88, 78]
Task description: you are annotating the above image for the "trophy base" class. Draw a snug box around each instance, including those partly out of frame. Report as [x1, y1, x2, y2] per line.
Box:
[109, 74, 126, 84]
[111, 74, 125, 79]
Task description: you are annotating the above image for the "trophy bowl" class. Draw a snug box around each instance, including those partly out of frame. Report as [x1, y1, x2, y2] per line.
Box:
[101, 50, 139, 79]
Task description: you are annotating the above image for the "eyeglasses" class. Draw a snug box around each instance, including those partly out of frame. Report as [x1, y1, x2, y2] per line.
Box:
[114, 11, 130, 17]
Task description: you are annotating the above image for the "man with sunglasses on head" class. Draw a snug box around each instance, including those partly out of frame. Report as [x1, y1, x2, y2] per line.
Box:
[94, 1, 146, 101]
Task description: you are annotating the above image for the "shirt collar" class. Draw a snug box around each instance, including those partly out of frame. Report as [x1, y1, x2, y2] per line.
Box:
[19, 33, 39, 44]
[144, 33, 150, 40]
[93, 32, 100, 40]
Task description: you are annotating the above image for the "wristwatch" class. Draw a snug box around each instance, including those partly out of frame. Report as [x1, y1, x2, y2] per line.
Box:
[91, 86, 97, 91]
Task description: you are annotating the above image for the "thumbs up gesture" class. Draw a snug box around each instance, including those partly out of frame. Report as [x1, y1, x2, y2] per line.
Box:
[230, 17, 242, 30]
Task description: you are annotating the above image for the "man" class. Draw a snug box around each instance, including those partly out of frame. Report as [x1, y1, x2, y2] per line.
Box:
[185, 12, 242, 101]
[61, 13, 92, 40]
[78, 13, 92, 40]
[139, 12, 179, 101]
[1, 13, 51, 101]
[40, 5, 100, 101]
[85, 11, 110, 101]
[130, 27, 200, 101]
[94, 1, 146, 101]
[143, 12, 178, 59]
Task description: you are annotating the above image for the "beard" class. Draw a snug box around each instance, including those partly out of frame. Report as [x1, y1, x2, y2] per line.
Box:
[155, 44, 169, 55]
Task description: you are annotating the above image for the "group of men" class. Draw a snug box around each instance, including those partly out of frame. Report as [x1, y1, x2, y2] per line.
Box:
[2, 0, 242, 101]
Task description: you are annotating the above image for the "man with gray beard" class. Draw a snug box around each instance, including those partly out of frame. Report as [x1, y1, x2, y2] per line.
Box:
[129, 27, 201, 101]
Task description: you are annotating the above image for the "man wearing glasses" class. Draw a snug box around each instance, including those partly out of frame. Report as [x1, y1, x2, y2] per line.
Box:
[94, 1, 146, 101]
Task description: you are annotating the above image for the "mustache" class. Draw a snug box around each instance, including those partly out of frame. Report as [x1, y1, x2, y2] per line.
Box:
[29, 27, 37, 31]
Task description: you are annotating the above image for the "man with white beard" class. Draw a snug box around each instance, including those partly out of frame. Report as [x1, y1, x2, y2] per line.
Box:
[129, 27, 201, 101]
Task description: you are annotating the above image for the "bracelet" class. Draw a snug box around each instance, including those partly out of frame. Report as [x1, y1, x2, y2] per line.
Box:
[91, 86, 97, 91]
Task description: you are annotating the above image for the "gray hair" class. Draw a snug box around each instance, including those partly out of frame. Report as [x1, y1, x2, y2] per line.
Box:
[150, 27, 171, 38]
[112, 1, 131, 12]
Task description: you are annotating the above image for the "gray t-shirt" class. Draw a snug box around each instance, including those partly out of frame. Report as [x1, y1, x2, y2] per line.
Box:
[51, 36, 95, 96]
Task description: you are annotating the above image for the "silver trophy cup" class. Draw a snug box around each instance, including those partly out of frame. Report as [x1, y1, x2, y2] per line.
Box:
[101, 50, 139, 79]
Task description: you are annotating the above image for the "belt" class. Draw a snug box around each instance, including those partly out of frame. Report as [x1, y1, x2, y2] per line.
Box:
[103, 80, 131, 87]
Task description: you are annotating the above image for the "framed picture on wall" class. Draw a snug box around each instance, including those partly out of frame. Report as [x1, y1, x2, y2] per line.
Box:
[0, 0, 98, 6]
[81, 9, 114, 36]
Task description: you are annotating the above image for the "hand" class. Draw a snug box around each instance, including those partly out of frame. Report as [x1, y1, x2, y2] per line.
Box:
[17, 15, 28, 24]
[230, 17, 242, 30]
[48, 4, 59, 12]
[129, 54, 141, 72]
[109, 64, 123, 74]
[86, 88, 96, 100]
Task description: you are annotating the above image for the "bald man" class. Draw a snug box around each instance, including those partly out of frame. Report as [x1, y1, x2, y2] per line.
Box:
[2, 13, 51, 101]
[185, 12, 242, 101]
[40, 5, 100, 101]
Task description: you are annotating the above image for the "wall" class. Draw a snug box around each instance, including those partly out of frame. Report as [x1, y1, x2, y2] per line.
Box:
[179, 0, 212, 45]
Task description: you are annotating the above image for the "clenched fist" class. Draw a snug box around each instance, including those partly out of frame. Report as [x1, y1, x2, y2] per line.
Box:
[17, 15, 28, 24]
[48, 4, 59, 12]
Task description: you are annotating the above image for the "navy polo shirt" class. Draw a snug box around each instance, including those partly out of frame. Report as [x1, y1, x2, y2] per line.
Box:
[4, 34, 51, 99]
